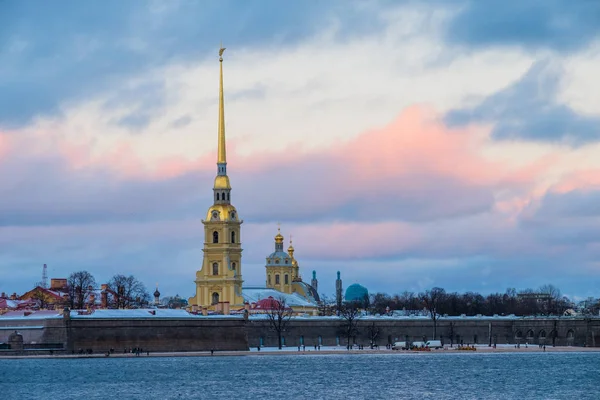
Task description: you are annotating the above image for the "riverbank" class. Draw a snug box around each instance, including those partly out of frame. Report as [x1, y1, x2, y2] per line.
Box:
[2, 345, 600, 359]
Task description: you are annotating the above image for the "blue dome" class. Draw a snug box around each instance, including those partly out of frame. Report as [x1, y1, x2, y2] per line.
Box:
[345, 284, 369, 302]
[266, 251, 292, 267]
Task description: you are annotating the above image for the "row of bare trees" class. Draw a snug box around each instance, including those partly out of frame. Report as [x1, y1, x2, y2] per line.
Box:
[346, 284, 574, 318]
[33, 270, 150, 309]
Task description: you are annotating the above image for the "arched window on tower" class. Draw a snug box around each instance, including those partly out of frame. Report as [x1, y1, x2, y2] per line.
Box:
[231, 231, 236, 243]
[212, 292, 219, 305]
[231, 262, 236, 270]
[284, 274, 289, 284]
[213, 231, 219, 243]
[275, 274, 280, 284]
[212, 263, 219, 275]
[268, 275, 271, 285]
[227, 192, 230, 201]
[216, 193, 220, 201]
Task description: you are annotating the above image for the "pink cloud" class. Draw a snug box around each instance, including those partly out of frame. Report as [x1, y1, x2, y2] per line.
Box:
[335, 106, 502, 185]
[551, 169, 600, 194]
[0, 132, 11, 160]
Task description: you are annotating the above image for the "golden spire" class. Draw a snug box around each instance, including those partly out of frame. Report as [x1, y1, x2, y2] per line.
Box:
[218, 44, 226, 164]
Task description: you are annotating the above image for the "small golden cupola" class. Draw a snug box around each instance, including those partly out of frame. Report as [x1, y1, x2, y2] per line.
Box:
[287, 237, 295, 258]
[274, 227, 284, 245]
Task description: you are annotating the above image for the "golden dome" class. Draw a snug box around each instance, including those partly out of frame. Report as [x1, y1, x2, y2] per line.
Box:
[214, 175, 231, 189]
[206, 204, 238, 221]
[274, 227, 284, 243]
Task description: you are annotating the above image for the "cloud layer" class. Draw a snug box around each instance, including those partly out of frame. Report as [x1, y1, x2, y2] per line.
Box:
[1, 1, 600, 300]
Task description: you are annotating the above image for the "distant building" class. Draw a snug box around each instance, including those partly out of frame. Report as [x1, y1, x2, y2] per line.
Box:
[264, 231, 319, 304]
[345, 283, 369, 303]
[18, 278, 70, 310]
[154, 285, 161, 306]
[335, 271, 343, 308]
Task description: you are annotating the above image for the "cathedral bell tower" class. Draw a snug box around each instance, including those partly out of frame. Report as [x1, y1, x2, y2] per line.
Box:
[189, 47, 244, 311]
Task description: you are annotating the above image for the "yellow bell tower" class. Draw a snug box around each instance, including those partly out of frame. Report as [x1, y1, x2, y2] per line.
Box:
[189, 46, 244, 311]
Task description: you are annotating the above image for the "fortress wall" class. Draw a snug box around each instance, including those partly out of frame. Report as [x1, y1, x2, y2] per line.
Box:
[246, 318, 600, 348]
[0, 318, 57, 344]
[42, 318, 68, 345]
[3, 316, 599, 353]
[65, 317, 249, 353]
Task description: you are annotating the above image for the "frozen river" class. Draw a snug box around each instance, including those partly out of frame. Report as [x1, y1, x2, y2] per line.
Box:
[1, 352, 599, 399]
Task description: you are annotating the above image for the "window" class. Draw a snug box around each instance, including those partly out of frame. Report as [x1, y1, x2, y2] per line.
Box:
[213, 231, 219, 243]
[227, 192, 230, 201]
[212, 292, 219, 305]
[526, 330, 534, 340]
[275, 274, 280, 284]
[231, 231, 236, 243]
[284, 275, 289, 284]
[212, 263, 218, 275]
[223, 192, 226, 201]
[268, 275, 271, 285]
[231, 262, 236, 270]
[216, 193, 220, 201]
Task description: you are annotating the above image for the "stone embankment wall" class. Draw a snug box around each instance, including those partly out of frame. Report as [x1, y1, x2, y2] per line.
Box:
[246, 318, 600, 348]
[1, 316, 249, 354]
[3, 315, 599, 354]
[65, 317, 249, 353]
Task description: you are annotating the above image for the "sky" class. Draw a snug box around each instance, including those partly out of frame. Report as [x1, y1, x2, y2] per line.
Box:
[1, 0, 600, 300]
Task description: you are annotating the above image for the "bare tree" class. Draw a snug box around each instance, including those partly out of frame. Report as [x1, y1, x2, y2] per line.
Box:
[367, 321, 380, 348]
[362, 293, 371, 313]
[162, 295, 188, 309]
[539, 284, 566, 315]
[31, 289, 53, 310]
[339, 302, 361, 350]
[419, 287, 445, 340]
[107, 274, 150, 309]
[316, 295, 337, 316]
[264, 296, 293, 349]
[67, 271, 97, 309]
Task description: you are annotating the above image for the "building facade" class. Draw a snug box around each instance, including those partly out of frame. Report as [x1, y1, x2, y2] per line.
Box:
[189, 47, 244, 311]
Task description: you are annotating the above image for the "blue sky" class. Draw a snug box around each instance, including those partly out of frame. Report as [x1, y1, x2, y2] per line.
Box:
[1, 0, 600, 300]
